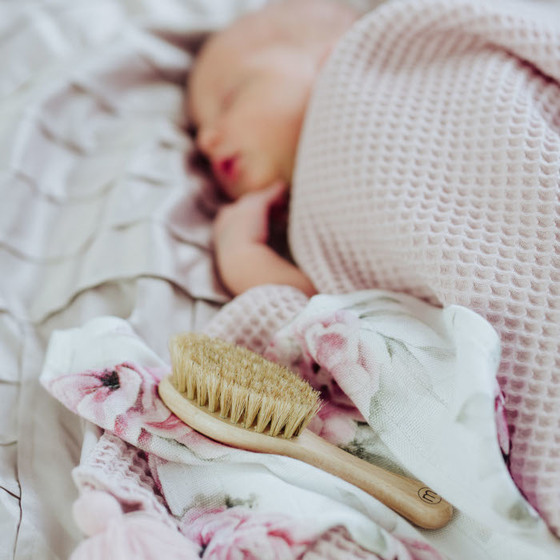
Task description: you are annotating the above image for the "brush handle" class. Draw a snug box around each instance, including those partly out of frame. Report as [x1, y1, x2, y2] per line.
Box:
[289, 430, 452, 529]
[159, 376, 452, 529]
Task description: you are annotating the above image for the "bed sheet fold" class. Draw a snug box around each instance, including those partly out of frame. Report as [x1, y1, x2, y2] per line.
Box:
[0, 0, 270, 557]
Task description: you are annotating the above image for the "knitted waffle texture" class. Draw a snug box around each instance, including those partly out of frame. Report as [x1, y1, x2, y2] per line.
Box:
[290, 0, 560, 535]
[72, 432, 175, 526]
[204, 285, 308, 352]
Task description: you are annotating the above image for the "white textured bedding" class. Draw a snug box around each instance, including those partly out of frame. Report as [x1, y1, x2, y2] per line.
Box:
[0, 1, 268, 557]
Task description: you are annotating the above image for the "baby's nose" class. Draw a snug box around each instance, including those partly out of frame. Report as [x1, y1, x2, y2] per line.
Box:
[196, 126, 221, 156]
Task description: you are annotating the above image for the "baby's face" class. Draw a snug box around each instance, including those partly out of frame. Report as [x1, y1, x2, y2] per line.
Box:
[188, 19, 317, 199]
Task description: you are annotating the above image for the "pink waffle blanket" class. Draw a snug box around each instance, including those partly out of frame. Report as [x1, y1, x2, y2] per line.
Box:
[290, 0, 560, 536]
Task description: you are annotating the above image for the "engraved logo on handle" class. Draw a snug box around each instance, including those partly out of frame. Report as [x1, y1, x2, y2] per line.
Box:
[417, 487, 442, 504]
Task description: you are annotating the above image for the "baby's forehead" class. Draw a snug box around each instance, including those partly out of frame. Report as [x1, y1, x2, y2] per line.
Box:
[205, 12, 278, 64]
[190, 37, 244, 99]
[186, 33, 244, 128]
[189, 17, 276, 101]
[188, 1, 323, 124]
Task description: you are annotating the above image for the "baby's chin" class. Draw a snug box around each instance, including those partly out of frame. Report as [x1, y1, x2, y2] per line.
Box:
[224, 170, 287, 200]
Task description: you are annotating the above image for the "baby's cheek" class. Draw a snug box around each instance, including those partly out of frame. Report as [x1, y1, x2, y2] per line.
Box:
[242, 163, 281, 196]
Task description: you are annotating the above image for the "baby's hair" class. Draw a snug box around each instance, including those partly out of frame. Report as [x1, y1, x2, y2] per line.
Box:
[254, 0, 359, 51]
[206, 0, 359, 63]
[184, 0, 359, 136]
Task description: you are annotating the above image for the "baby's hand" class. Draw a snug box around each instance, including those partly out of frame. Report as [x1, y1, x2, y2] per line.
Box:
[212, 181, 315, 297]
[213, 181, 287, 253]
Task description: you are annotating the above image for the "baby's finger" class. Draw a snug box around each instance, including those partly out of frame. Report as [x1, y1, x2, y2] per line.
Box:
[264, 180, 288, 200]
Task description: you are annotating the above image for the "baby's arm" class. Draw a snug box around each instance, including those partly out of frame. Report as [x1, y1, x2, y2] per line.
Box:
[213, 182, 317, 297]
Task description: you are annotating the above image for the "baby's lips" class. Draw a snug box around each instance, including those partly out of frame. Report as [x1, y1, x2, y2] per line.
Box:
[213, 156, 238, 183]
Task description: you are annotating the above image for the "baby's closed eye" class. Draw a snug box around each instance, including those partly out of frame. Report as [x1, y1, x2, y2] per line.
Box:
[221, 87, 239, 111]
[220, 74, 256, 112]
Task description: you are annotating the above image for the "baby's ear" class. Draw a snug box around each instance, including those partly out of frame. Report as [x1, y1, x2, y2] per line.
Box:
[315, 40, 336, 71]
[318, 48, 330, 68]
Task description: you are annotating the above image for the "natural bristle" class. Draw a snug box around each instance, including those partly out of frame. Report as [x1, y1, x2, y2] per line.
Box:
[169, 333, 321, 438]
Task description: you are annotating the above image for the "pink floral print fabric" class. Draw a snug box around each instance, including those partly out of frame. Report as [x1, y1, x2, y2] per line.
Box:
[40, 287, 560, 559]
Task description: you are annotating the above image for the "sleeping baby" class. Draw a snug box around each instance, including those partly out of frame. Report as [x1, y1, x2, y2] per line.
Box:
[188, 0, 560, 538]
[187, 0, 359, 297]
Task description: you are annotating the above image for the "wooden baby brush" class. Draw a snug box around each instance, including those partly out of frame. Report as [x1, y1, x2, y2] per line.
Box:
[158, 333, 453, 530]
